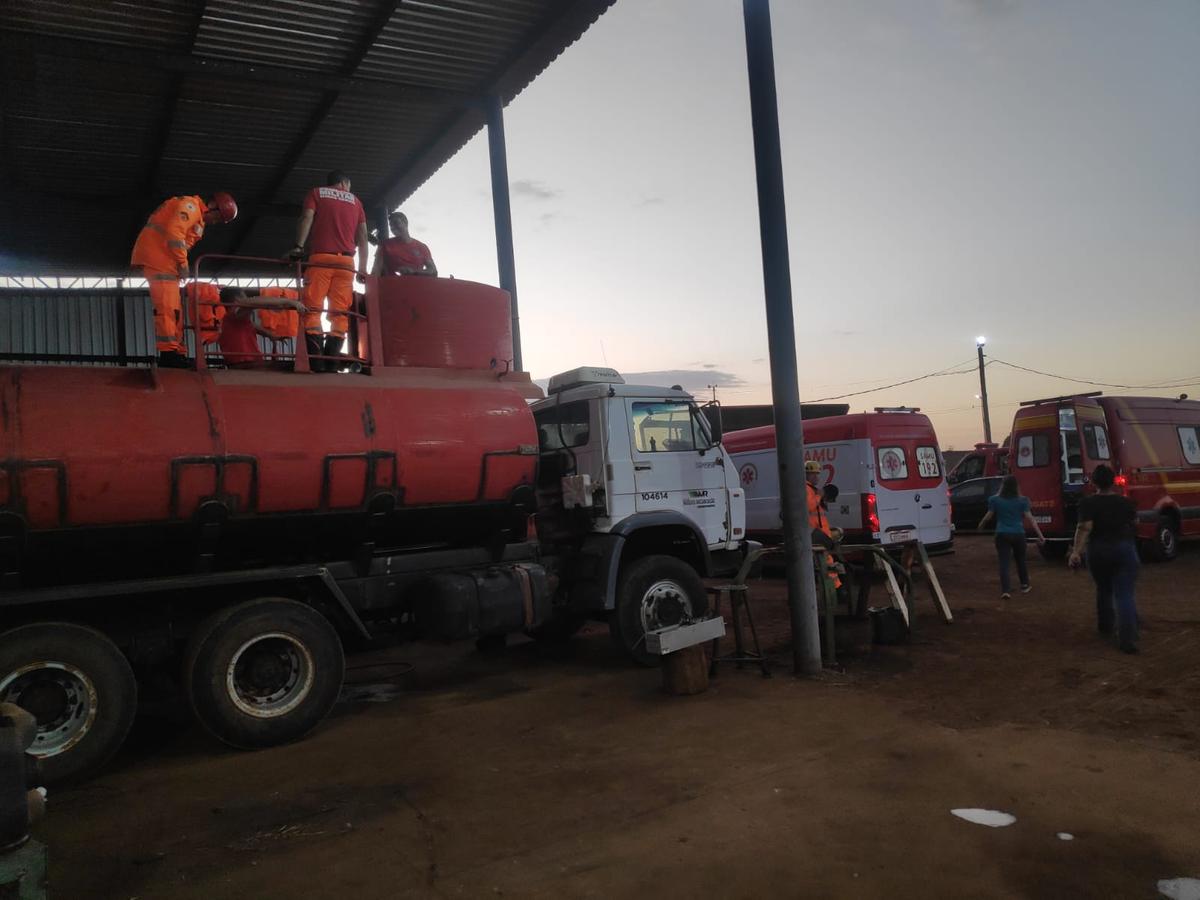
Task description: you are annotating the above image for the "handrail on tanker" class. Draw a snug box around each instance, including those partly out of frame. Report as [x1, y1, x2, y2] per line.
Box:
[190, 253, 374, 375]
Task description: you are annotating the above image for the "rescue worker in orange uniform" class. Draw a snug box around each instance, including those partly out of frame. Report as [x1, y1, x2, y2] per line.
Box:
[806, 460, 842, 590]
[184, 281, 226, 347]
[290, 171, 368, 372]
[256, 286, 302, 342]
[130, 192, 238, 368]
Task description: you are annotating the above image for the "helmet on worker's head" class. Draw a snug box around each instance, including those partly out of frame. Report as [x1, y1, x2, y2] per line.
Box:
[804, 460, 821, 474]
[204, 191, 238, 225]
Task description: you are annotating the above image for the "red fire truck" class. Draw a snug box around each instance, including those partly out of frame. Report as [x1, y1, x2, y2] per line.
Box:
[1009, 392, 1200, 560]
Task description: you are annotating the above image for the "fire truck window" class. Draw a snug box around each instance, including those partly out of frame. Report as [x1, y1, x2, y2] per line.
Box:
[959, 455, 984, 480]
[631, 401, 699, 453]
[1016, 434, 1051, 468]
[1179, 426, 1200, 465]
[535, 400, 590, 451]
[876, 446, 909, 480]
[915, 446, 941, 478]
[1082, 424, 1111, 460]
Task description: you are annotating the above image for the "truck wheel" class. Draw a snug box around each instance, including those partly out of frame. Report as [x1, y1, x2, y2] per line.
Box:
[0, 623, 137, 784]
[184, 598, 344, 750]
[612, 555, 708, 668]
[1143, 516, 1180, 562]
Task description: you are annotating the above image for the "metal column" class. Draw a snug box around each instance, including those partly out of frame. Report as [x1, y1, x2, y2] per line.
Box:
[485, 95, 522, 372]
[742, 0, 822, 675]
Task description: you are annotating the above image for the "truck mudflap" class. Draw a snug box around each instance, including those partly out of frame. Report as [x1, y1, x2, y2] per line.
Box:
[565, 532, 625, 615]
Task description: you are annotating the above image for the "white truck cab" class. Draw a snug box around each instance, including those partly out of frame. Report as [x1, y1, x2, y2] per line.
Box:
[531, 367, 745, 664]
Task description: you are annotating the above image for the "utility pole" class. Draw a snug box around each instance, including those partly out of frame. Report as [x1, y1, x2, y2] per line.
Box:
[743, 0, 822, 676]
[976, 336, 993, 443]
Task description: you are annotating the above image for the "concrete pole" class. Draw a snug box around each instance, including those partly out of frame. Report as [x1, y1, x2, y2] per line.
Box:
[977, 341, 993, 443]
[485, 95, 522, 373]
[742, 0, 822, 676]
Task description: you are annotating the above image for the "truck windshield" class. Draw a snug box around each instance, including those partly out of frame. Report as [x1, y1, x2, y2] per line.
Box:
[631, 401, 704, 452]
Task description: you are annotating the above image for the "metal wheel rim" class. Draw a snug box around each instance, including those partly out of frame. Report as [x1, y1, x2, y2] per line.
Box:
[225, 633, 315, 719]
[0, 661, 99, 757]
[639, 579, 693, 633]
[1161, 526, 1177, 556]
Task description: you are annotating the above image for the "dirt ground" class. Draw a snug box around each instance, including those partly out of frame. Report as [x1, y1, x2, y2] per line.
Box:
[37, 536, 1200, 899]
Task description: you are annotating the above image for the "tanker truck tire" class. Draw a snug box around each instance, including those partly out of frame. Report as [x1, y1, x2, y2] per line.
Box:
[184, 598, 344, 751]
[0, 622, 137, 785]
[611, 555, 708, 668]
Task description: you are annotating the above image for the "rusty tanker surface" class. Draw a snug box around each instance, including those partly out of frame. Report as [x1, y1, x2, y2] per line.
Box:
[0, 277, 541, 588]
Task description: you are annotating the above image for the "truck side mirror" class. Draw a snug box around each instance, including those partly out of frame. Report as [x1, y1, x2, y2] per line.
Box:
[700, 400, 722, 446]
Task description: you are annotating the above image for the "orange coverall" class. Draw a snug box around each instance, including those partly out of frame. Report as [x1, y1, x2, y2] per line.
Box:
[807, 481, 842, 589]
[130, 196, 208, 353]
[303, 255, 354, 339]
[184, 281, 224, 345]
[256, 287, 301, 340]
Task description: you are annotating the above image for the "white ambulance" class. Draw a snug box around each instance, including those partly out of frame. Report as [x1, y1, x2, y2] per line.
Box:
[724, 408, 953, 551]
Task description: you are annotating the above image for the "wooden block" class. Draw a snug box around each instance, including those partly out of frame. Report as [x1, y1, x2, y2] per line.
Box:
[662, 644, 711, 695]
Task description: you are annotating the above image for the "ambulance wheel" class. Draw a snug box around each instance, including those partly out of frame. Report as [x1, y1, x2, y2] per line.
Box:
[185, 598, 344, 750]
[0, 622, 137, 784]
[611, 555, 708, 668]
[1143, 516, 1179, 562]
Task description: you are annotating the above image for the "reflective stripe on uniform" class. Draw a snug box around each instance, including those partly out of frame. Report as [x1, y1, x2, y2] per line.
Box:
[143, 222, 167, 235]
[150, 273, 179, 281]
[167, 239, 188, 249]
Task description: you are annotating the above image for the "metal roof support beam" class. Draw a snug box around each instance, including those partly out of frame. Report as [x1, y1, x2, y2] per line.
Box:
[742, 0, 821, 676]
[225, 0, 406, 258]
[485, 95, 521, 373]
[0, 31, 467, 104]
[128, 0, 210, 245]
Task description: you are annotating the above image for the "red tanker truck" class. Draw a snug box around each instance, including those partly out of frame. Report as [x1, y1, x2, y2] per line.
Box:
[0, 274, 745, 782]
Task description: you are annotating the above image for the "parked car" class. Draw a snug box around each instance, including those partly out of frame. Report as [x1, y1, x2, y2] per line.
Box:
[949, 475, 1004, 533]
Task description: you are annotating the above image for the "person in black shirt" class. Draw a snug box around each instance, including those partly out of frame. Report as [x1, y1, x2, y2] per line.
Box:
[1069, 464, 1140, 653]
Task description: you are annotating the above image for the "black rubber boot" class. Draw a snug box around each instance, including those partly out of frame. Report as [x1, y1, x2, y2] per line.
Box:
[323, 335, 344, 373]
[305, 335, 326, 372]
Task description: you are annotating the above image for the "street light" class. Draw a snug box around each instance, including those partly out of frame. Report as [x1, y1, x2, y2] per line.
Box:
[975, 337, 992, 443]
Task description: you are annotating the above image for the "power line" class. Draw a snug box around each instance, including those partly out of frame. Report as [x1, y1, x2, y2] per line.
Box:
[808, 363, 977, 403]
[988, 358, 1200, 391]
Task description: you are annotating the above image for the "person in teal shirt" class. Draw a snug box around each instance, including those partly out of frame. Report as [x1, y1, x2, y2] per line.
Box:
[978, 476, 1046, 598]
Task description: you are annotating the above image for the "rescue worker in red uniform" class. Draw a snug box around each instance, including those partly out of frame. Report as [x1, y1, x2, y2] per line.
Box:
[130, 192, 237, 368]
[291, 171, 368, 372]
[806, 460, 842, 590]
[372, 211, 437, 277]
[217, 288, 274, 369]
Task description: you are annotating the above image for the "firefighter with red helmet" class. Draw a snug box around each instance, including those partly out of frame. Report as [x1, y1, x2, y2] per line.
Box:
[130, 191, 237, 368]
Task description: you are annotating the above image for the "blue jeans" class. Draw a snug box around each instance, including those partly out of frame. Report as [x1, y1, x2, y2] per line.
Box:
[1088, 538, 1140, 642]
[994, 533, 1029, 594]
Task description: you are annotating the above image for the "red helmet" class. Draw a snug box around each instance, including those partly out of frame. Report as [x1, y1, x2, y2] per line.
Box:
[204, 191, 238, 225]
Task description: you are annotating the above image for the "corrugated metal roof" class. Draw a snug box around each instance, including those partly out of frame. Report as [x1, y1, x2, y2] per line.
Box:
[0, 0, 615, 275]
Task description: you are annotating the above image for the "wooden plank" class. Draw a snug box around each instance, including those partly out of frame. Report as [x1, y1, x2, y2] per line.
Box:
[876, 552, 910, 627]
[917, 541, 954, 623]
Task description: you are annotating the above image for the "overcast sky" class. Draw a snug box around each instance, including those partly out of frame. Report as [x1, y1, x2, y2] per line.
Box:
[397, 0, 1200, 449]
